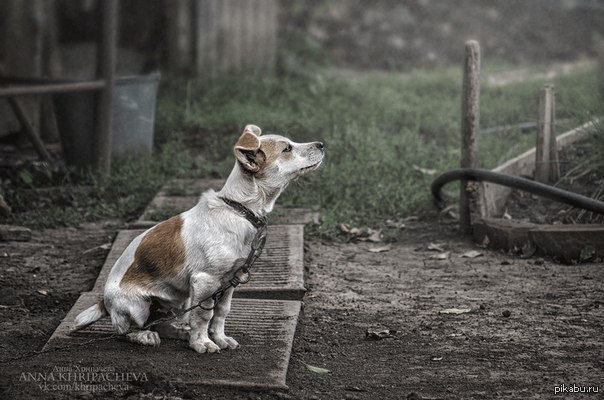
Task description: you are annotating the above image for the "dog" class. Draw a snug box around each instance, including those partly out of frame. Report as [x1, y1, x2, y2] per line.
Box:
[72, 124, 324, 353]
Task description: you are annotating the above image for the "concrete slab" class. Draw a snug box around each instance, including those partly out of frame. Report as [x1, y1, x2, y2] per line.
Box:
[133, 178, 319, 228]
[45, 293, 301, 390]
[92, 225, 306, 300]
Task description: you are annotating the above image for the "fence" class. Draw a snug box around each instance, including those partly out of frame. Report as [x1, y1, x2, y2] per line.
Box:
[165, 0, 278, 77]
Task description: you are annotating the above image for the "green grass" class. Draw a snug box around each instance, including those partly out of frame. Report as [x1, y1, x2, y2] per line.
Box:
[3, 63, 601, 236]
[156, 64, 602, 236]
[2, 141, 211, 228]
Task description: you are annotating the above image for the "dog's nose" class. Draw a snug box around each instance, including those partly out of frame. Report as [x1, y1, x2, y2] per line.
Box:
[315, 142, 324, 150]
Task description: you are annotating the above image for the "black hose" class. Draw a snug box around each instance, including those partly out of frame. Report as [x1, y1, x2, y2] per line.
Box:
[431, 168, 604, 214]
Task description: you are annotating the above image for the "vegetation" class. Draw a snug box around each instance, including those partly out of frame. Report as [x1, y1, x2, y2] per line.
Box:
[2, 63, 601, 236]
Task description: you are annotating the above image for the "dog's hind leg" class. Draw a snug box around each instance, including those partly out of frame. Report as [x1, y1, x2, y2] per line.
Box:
[112, 297, 161, 347]
[209, 287, 239, 350]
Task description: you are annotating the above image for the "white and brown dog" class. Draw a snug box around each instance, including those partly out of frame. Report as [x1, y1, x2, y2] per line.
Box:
[72, 125, 324, 353]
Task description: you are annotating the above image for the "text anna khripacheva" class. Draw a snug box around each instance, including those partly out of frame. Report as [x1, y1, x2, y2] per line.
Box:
[18, 365, 147, 393]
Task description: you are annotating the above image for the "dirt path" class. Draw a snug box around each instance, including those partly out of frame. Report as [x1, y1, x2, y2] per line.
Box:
[1, 217, 602, 399]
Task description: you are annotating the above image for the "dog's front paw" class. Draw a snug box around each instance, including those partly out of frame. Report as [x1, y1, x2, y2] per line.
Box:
[190, 338, 221, 354]
[212, 334, 240, 350]
[126, 330, 161, 347]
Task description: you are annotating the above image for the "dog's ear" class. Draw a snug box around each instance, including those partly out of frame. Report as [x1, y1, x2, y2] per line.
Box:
[243, 124, 262, 137]
[234, 128, 264, 173]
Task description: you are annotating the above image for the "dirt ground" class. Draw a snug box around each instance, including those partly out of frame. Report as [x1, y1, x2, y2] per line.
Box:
[0, 214, 602, 399]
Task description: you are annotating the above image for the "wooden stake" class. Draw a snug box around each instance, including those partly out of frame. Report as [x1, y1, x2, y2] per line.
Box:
[94, 0, 118, 175]
[460, 40, 481, 234]
[598, 40, 604, 104]
[536, 84, 555, 183]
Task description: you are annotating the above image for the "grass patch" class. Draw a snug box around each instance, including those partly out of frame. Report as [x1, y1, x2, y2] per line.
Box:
[3, 141, 211, 228]
[156, 64, 601, 236]
[3, 63, 600, 236]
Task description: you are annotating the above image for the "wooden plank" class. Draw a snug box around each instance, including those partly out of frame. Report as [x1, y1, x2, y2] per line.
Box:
[45, 295, 301, 390]
[459, 40, 482, 233]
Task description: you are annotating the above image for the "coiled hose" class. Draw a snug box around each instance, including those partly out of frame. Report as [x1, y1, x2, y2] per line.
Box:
[431, 168, 604, 214]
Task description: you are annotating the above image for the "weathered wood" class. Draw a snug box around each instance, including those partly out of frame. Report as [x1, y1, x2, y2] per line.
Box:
[7, 96, 52, 162]
[164, 0, 193, 72]
[548, 87, 560, 182]
[0, 0, 45, 137]
[94, 0, 118, 175]
[535, 84, 555, 182]
[598, 40, 604, 103]
[193, 0, 277, 77]
[0, 81, 105, 97]
[459, 40, 482, 234]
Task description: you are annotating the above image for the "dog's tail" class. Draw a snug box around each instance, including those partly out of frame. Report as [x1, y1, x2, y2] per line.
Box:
[72, 300, 108, 332]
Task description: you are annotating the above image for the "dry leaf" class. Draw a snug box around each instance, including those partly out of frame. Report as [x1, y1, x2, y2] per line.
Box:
[37, 289, 48, 296]
[427, 243, 445, 252]
[365, 328, 397, 340]
[412, 164, 437, 175]
[431, 356, 443, 361]
[303, 363, 330, 374]
[368, 245, 391, 253]
[339, 223, 350, 233]
[430, 252, 449, 260]
[461, 250, 483, 258]
[439, 308, 472, 314]
[366, 229, 382, 243]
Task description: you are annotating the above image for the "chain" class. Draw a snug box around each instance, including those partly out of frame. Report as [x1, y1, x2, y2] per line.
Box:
[3, 210, 268, 363]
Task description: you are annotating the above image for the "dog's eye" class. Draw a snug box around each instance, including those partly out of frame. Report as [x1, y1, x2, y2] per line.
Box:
[283, 144, 293, 153]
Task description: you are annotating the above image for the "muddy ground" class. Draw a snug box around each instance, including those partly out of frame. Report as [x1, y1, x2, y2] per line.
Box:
[0, 215, 602, 399]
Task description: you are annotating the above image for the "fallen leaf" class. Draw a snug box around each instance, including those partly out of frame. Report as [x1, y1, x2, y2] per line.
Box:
[412, 164, 437, 175]
[367, 229, 382, 242]
[82, 243, 112, 254]
[339, 223, 350, 233]
[461, 250, 483, 258]
[349, 227, 362, 235]
[427, 243, 445, 252]
[303, 363, 330, 374]
[368, 245, 391, 253]
[37, 289, 48, 296]
[502, 211, 512, 220]
[385, 219, 406, 229]
[430, 252, 449, 260]
[431, 356, 443, 361]
[365, 328, 397, 340]
[439, 308, 472, 314]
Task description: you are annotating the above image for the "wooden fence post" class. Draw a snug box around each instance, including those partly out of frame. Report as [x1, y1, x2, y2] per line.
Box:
[94, 0, 118, 175]
[535, 84, 557, 183]
[598, 40, 604, 103]
[460, 40, 481, 234]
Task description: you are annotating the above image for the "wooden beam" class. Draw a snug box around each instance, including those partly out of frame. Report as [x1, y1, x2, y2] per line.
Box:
[94, 0, 118, 175]
[0, 81, 105, 97]
[459, 40, 481, 234]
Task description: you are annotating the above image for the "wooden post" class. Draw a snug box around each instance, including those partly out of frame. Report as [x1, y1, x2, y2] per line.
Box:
[94, 0, 118, 174]
[164, 0, 192, 72]
[598, 40, 604, 103]
[460, 40, 481, 234]
[536, 84, 556, 183]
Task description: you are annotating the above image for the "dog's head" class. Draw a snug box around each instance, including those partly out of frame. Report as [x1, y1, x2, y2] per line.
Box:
[233, 124, 324, 189]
